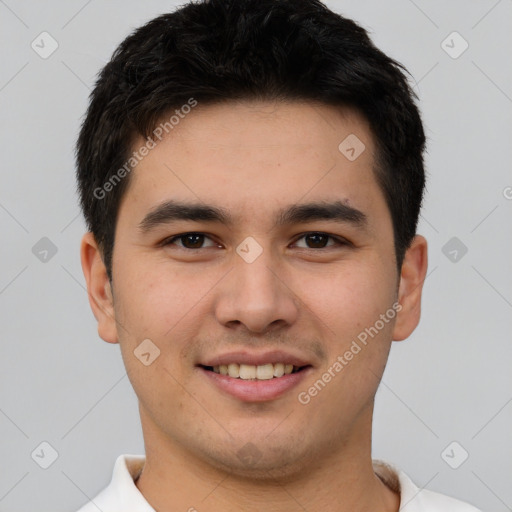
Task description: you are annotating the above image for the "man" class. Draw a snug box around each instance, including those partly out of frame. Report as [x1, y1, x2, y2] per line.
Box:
[75, 0, 481, 510]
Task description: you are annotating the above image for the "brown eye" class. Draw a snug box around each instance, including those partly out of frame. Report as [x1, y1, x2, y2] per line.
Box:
[164, 233, 217, 249]
[293, 232, 346, 249]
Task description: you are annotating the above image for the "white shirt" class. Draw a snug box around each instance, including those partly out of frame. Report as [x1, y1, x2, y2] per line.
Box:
[75, 454, 482, 511]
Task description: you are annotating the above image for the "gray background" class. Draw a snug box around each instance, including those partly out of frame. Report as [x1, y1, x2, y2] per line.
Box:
[0, 1, 511, 511]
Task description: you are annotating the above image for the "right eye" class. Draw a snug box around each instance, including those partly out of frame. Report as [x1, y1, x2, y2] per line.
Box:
[162, 232, 220, 250]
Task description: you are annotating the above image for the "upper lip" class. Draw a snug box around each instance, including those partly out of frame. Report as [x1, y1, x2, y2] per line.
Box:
[199, 350, 312, 368]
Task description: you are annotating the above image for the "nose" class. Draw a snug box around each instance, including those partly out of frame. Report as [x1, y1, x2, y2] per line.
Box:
[214, 245, 299, 334]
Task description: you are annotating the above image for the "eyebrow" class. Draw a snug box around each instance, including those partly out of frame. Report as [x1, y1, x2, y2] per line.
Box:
[138, 199, 368, 233]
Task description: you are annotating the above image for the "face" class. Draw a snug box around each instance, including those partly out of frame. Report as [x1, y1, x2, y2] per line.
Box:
[82, 100, 427, 478]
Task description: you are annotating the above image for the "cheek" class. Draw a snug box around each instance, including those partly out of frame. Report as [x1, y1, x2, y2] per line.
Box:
[112, 266, 198, 423]
[112, 262, 221, 394]
[300, 259, 397, 337]
[298, 265, 396, 428]
[111, 265, 183, 383]
[113, 262, 201, 338]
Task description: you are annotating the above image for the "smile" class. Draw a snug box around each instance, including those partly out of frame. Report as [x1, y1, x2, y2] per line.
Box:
[202, 363, 305, 380]
[198, 363, 312, 402]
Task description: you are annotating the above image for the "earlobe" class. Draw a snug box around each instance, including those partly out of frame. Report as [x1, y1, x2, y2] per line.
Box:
[80, 232, 119, 344]
[392, 235, 428, 342]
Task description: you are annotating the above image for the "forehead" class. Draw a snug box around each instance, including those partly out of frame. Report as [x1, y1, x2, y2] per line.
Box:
[120, 100, 387, 230]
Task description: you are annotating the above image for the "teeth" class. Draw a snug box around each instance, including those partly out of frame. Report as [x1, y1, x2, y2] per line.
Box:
[228, 363, 240, 378]
[273, 363, 284, 377]
[256, 363, 274, 380]
[239, 364, 256, 379]
[211, 363, 302, 380]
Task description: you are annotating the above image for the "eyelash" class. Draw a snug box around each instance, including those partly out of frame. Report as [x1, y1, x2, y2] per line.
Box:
[161, 232, 349, 251]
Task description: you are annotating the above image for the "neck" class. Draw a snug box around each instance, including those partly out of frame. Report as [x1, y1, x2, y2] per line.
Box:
[135, 405, 399, 512]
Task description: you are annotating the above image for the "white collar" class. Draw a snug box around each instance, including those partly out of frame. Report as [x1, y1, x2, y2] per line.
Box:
[78, 454, 480, 511]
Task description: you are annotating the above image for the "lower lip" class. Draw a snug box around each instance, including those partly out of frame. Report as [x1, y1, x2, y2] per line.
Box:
[198, 366, 312, 402]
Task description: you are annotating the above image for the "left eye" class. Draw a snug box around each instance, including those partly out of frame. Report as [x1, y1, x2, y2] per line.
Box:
[292, 232, 345, 249]
[163, 232, 345, 250]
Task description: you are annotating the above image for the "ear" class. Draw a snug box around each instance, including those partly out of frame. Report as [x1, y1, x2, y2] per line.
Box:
[80, 232, 118, 344]
[392, 235, 428, 341]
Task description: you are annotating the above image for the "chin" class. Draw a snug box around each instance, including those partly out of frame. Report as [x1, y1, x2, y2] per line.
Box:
[196, 437, 317, 481]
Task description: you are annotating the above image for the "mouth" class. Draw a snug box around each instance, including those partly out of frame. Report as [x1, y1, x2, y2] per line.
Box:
[199, 362, 310, 380]
[197, 353, 314, 402]
[197, 350, 314, 402]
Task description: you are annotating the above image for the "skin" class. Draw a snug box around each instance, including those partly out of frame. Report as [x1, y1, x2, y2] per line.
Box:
[81, 100, 428, 512]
